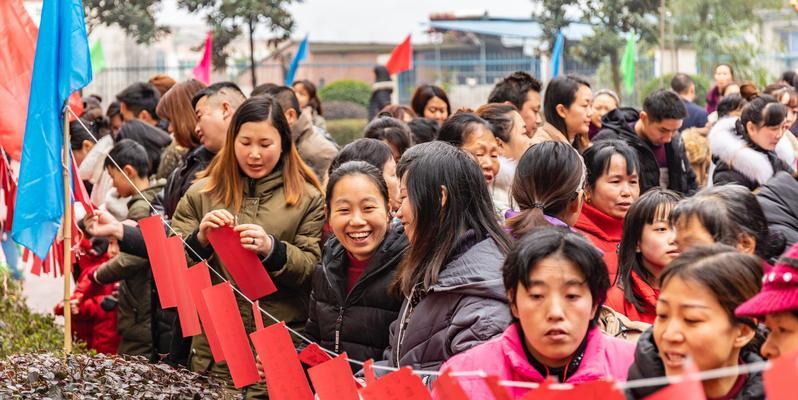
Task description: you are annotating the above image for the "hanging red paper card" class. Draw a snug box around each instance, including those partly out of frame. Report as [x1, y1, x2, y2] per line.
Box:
[166, 236, 201, 336]
[643, 372, 706, 400]
[298, 343, 333, 367]
[202, 282, 260, 388]
[206, 225, 277, 300]
[483, 376, 513, 400]
[139, 215, 177, 307]
[308, 353, 360, 400]
[252, 300, 265, 330]
[359, 367, 432, 400]
[250, 321, 314, 400]
[570, 381, 624, 400]
[363, 359, 377, 386]
[432, 372, 468, 400]
[186, 262, 224, 362]
[764, 349, 798, 400]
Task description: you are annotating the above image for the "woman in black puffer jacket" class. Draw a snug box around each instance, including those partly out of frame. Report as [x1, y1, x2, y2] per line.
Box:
[305, 161, 408, 367]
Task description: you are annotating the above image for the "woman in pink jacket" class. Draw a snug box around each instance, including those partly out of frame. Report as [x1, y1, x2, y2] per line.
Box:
[435, 227, 635, 399]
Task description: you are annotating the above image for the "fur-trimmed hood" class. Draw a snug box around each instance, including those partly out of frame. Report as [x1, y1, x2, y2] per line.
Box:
[709, 117, 795, 185]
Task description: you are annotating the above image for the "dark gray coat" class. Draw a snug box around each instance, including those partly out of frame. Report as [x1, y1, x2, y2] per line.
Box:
[381, 238, 512, 373]
[757, 172, 798, 248]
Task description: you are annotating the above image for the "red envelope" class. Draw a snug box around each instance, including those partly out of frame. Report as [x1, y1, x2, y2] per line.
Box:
[298, 343, 333, 367]
[186, 262, 224, 362]
[206, 225, 277, 300]
[432, 372, 468, 400]
[483, 376, 512, 400]
[166, 236, 201, 336]
[252, 300, 265, 330]
[139, 215, 177, 308]
[359, 367, 432, 400]
[764, 349, 798, 400]
[250, 321, 314, 400]
[308, 353, 360, 400]
[202, 282, 260, 388]
[363, 359, 377, 386]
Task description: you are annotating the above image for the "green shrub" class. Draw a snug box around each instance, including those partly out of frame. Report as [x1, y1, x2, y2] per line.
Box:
[327, 119, 367, 146]
[641, 73, 711, 106]
[0, 273, 68, 358]
[319, 80, 371, 107]
[323, 100, 368, 120]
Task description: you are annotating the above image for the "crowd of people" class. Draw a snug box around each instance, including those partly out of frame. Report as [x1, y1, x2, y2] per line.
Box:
[49, 66, 798, 398]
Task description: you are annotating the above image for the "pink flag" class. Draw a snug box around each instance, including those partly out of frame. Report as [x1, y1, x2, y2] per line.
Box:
[193, 32, 213, 85]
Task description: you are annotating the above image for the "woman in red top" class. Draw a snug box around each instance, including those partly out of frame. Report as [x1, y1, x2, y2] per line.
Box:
[576, 140, 640, 282]
[606, 188, 681, 323]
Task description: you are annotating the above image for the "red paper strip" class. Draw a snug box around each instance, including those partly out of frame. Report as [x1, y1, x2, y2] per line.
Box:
[202, 282, 260, 388]
[252, 300, 264, 331]
[359, 367, 432, 400]
[643, 374, 705, 400]
[71, 151, 94, 214]
[572, 381, 624, 400]
[764, 349, 798, 400]
[308, 353, 360, 400]
[206, 226, 277, 300]
[139, 215, 177, 308]
[363, 359, 377, 386]
[433, 372, 468, 400]
[298, 343, 333, 367]
[250, 321, 314, 400]
[166, 236, 201, 336]
[30, 252, 41, 276]
[186, 262, 224, 362]
[483, 376, 512, 400]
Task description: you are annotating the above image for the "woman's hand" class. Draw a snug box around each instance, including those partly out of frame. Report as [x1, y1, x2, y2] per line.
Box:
[234, 224, 273, 256]
[84, 209, 124, 240]
[197, 209, 235, 245]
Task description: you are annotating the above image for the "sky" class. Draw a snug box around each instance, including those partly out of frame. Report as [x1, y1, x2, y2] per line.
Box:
[158, 0, 539, 44]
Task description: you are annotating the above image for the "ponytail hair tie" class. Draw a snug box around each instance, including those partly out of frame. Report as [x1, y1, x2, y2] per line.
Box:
[532, 202, 546, 210]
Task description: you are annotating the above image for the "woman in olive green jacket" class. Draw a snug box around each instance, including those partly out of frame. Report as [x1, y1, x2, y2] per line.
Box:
[171, 95, 324, 398]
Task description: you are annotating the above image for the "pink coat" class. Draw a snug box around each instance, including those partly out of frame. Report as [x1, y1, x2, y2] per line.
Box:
[434, 323, 635, 399]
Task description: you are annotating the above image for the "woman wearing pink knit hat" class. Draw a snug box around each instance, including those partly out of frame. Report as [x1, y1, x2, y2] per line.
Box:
[736, 242, 798, 359]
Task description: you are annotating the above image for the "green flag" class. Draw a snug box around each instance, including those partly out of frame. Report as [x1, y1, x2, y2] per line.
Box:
[90, 40, 105, 75]
[620, 32, 636, 93]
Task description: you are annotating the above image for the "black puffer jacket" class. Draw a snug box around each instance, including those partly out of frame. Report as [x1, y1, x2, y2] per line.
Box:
[594, 108, 698, 196]
[626, 329, 765, 400]
[305, 224, 408, 367]
[380, 235, 512, 373]
[757, 172, 798, 247]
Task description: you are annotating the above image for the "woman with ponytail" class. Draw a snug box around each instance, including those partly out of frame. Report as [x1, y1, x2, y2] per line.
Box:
[171, 95, 325, 396]
[506, 141, 586, 239]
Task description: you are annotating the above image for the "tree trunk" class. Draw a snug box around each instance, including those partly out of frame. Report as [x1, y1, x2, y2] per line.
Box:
[249, 15, 257, 88]
[610, 50, 622, 97]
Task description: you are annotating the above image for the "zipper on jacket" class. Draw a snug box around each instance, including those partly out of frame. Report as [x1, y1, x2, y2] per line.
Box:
[334, 307, 344, 353]
[247, 178, 257, 197]
[394, 286, 416, 366]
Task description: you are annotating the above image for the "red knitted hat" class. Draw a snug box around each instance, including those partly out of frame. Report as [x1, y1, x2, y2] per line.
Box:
[736, 242, 798, 318]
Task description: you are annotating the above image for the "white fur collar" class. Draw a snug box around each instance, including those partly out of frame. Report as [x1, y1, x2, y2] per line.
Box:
[708, 117, 795, 185]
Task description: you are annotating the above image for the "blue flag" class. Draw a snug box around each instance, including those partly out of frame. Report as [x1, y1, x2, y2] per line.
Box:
[12, 0, 92, 259]
[551, 30, 565, 78]
[285, 36, 309, 85]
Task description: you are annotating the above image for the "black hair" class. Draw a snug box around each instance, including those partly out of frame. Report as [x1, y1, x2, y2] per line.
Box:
[329, 138, 393, 176]
[114, 120, 172, 175]
[393, 143, 511, 295]
[582, 139, 640, 188]
[735, 94, 787, 145]
[543, 74, 591, 135]
[104, 139, 150, 178]
[507, 141, 586, 238]
[503, 226, 610, 325]
[488, 71, 543, 110]
[252, 85, 301, 115]
[250, 83, 280, 97]
[642, 89, 688, 123]
[191, 81, 246, 109]
[436, 112, 492, 147]
[617, 188, 682, 313]
[292, 80, 323, 116]
[670, 73, 694, 95]
[671, 184, 785, 261]
[410, 84, 450, 118]
[325, 160, 389, 213]
[363, 116, 412, 158]
[106, 101, 121, 118]
[69, 119, 96, 150]
[717, 93, 746, 118]
[781, 71, 798, 87]
[407, 118, 438, 144]
[116, 82, 160, 120]
[476, 103, 518, 143]
[396, 141, 452, 179]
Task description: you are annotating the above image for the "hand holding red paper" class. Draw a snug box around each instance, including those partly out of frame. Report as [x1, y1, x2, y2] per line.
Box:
[84, 208, 124, 240]
[197, 209, 235, 245]
[235, 223, 273, 255]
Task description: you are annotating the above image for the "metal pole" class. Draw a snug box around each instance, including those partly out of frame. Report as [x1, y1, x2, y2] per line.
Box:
[62, 104, 73, 355]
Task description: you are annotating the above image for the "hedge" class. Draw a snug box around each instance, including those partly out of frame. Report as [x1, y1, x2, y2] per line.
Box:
[319, 80, 371, 107]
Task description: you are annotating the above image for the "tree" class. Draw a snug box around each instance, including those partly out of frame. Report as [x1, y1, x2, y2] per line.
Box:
[84, 1, 169, 44]
[534, 0, 659, 94]
[178, 0, 299, 87]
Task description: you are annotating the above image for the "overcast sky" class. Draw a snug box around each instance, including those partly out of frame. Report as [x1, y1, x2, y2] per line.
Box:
[158, 0, 539, 44]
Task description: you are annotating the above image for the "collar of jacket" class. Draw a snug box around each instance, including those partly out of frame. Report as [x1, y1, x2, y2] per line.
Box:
[629, 269, 659, 313]
[291, 108, 316, 143]
[427, 236, 507, 301]
[540, 122, 572, 144]
[575, 202, 624, 242]
[128, 179, 166, 207]
[242, 168, 284, 198]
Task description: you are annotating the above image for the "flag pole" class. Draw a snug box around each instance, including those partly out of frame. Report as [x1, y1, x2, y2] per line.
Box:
[61, 102, 72, 355]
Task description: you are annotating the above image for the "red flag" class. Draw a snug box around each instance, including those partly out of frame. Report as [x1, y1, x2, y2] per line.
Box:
[385, 34, 412, 75]
[193, 32, 213, 85]
[0, 0, 38, 160]
[71, 152, 93, 214]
